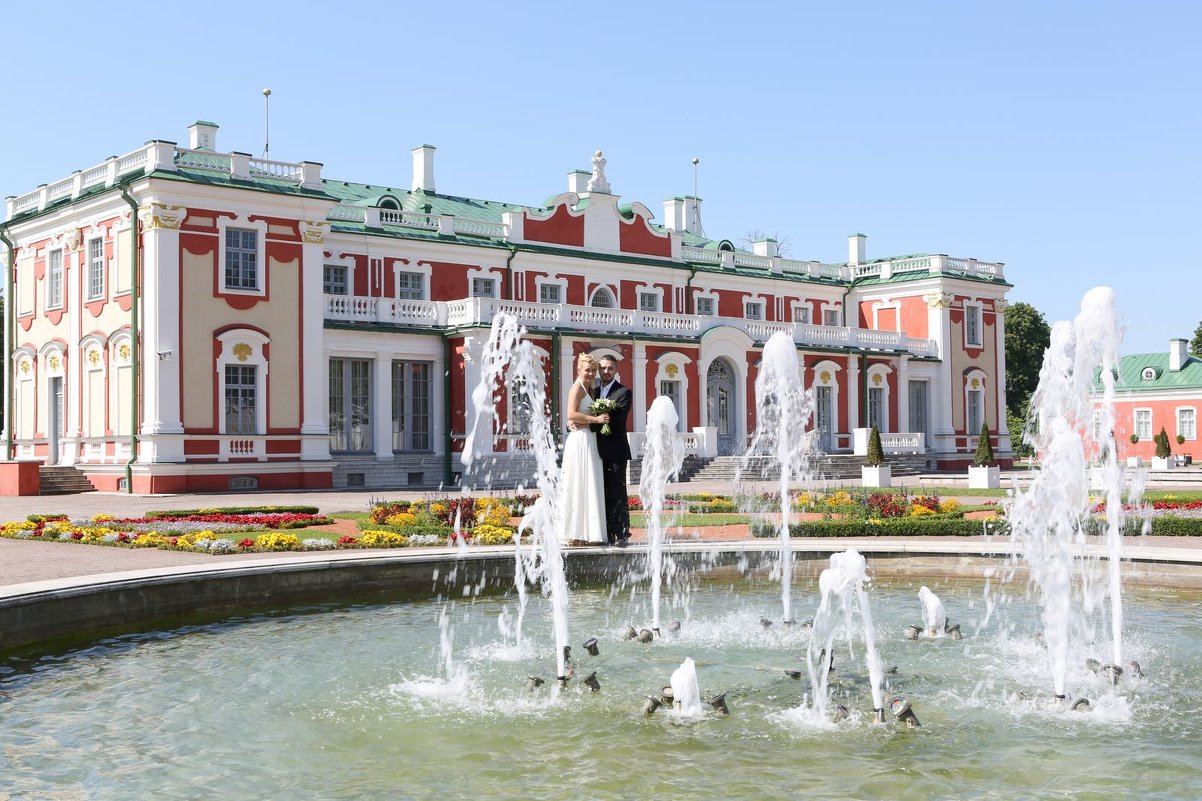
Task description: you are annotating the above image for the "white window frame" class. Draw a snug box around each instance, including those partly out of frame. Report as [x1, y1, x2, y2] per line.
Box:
[792, 303, 811, 325]
[86, 237, 105, 300]
[536, 277, 567, 305]
[471, 275, 498, 298]
[216, 329, 270, 436]
[694, 291, 717, 316]
[964, 302, 983, 347]
[396, 270, 427, 300]
[1176, 406, 1196, 441]
[653, 353, 692, 432]
[823, 307, 841, 327]
[217, 216, 268, 297]
[638, 287, 662, 312]
[323, 263, 349, 295]
[588, 285, 617, 308]
[46, 249, 64, 309]
[964, 369, 987, 436]
[744, 299, 764, 321]
[866, 363, 893, 432]
[1133, 408, 1152, 441]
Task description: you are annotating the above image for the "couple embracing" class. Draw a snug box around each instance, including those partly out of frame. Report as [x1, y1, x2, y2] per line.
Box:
[559, 353, 632, 547]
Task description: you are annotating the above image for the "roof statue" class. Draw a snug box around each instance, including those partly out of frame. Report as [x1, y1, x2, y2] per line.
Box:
[586, 150, 610, 194]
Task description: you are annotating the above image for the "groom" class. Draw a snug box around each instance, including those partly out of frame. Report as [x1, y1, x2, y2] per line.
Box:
[594, 355, 632, 547]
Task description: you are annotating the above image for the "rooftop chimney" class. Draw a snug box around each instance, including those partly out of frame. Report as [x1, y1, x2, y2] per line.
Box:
[1169, 338, 1189, 371]
[568, 170, 590, 194]
[752, 239, 778, 258]
[663, 197, 686, 233]
[683, 195, 703, 236]
[188, 121, 219, 150]
[412, 145, 436, 193]
[849, 233, 866, 266]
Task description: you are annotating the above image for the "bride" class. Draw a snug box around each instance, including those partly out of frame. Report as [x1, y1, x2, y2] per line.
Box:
[558, 353, 609, 546]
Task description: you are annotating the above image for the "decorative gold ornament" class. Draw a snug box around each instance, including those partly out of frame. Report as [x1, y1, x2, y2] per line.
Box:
[971, 378, 981, 390]
[872, 373, 882, 386]
[48, 355, 60, 371]
[140, 203, 188, 230]
[19, 360, 30, 375]
[118, 343, 130, 362]
[820, 370, 832, 384]
[88, 349, 100, 366]
[299, 221, 327, 244]
[233, 343, 253, 362]
[665, 363, 678, 378]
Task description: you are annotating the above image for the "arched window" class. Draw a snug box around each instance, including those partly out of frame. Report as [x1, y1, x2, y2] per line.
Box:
[589, 286, 616, 308]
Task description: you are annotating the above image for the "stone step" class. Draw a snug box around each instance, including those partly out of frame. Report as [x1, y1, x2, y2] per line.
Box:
[38, 466, 97, 495]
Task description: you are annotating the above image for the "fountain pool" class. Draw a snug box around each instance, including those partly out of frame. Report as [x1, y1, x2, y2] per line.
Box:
[2, 572, 1201, 801]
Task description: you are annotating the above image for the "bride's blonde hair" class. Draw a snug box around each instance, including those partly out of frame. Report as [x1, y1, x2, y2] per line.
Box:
[576, 353, 599, 371]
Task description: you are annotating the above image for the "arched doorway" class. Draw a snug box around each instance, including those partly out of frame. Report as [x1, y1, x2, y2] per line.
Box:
[706, 358, 738, 455]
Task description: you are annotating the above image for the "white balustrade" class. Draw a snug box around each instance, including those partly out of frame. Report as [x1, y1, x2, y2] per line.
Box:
[117, 150, 148, 173]
[80, 164, 108, 187]
[452, 218, 506, 238]
[680, 245, 723, 265]
[220, 436, 266, 461]
[852, 428, 925, 455]
[175, 148, 233, 172]
[46, 177, 74, 202]
[732, 252, 772, 270]
[380, 209, 438, 230]
[248, 158, 304, 181]
[327, 204, 367, 222]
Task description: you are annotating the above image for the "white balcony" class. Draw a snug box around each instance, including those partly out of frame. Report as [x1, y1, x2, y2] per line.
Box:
[326, 295, 937, 356]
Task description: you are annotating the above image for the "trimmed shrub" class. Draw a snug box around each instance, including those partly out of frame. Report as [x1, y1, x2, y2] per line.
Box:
[1155, 427, 1172, 459]
[973, 423, 995, 466]
[866, 425, 886, 466]
[145, 505, 319, 518]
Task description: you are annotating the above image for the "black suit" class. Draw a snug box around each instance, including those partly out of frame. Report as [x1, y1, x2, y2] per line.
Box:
[594, 380, 632, 543]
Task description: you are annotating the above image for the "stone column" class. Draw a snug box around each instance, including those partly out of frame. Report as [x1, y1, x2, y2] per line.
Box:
[136, 203, 187, 462]
[631, 342, 648, 433]
[994, 299, 1011, 452]
[846, 354, 860, 435]
[298, 221, 331, 460]
[897, 354, 911, 434]
[373, 353, 394, 460]
[925, 292, 956, 459]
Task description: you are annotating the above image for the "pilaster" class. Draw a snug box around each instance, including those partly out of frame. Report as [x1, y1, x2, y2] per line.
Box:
[847, 355, 860, 433]
[631, 343, 648, 433]
[137, 203, 187, 462]
[925, 292, 957, 455]
[298, 221, 331, 460]
[994, 299, 1011, 451]
[373, 354, 394, 460]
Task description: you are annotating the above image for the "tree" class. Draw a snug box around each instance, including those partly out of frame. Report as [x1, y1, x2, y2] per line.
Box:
[1004, 302, 1051, 416]
[1155, 427, 1172, 459]
[740, 229, 790, 258]
[1191, 319, 1202, 357]
[973, 422, 995, 466]
[865, 425, 885, 466]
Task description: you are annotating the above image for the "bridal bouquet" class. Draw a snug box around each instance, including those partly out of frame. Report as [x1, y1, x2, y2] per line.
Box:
[590, 398, 619, 435]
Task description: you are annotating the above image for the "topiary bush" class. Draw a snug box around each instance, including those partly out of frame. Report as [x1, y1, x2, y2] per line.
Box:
[1155, 427, 1172, 459]
[973, 422, 995, 466]
[866, 425, 886, 466]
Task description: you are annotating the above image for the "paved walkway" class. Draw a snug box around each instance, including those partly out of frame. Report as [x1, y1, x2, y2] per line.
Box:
[2, 470, 1201, 588]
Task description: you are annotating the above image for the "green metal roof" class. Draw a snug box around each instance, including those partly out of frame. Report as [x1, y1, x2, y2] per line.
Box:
[1109, 352, 1202, 391]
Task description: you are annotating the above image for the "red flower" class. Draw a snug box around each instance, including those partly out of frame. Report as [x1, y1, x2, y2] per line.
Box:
[117, 532, 131, 543]
[70, 531, 85, 540]
[337, 534, 358, 546]
[237, 538, 255, 549]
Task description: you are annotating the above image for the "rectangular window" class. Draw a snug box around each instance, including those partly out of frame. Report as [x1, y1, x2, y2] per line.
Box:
[868, 387, 884, 431]
[329, 358, 372, 451]
[966, 389, 983, 435]
[695, 297, 714, 316]
[224, 365, 257, 435]
[1134, 409, 1152, 440]
[47, 249, 64, 309]
[224, 228, 259, 290]
[471, 276, 497, 297]
[323, 264, 348, 295]
[397, 271, 424, 300]
[744, 300, 763, 321]
[794, 305, 811, 324]
[392, 360, 432, 451]
[1178, 408, 1196, 441]
[965, 304, 982, 347]
[639, 291, 659, 312]
[539, 283, 561, 304]
[658, 380, 684, 431]
[823, 308, 841, 327]
[87, 238, 105, 300]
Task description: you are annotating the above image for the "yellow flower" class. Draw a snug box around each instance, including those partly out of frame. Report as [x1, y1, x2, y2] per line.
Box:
[937, 499, 962, 514]
[360, 529, 409, 548]
[909, 505, 936, 517]
[471, 523, 515, 545]
[385, 512, 419, 528]
[255, 532, 301, 551]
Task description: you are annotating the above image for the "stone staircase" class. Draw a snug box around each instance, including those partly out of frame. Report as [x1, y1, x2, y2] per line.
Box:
[630, 453, 933, 484]
[38, 465, 97, 495]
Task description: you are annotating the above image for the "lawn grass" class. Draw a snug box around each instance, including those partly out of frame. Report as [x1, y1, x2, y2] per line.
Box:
[630, 512, 750, 528]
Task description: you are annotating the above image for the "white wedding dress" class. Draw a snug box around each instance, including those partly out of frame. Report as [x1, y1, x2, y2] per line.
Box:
[558, 383, 607, 545]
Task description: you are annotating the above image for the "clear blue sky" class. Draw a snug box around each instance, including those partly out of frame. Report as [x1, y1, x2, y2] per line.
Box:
[2, 1, 1197, 355]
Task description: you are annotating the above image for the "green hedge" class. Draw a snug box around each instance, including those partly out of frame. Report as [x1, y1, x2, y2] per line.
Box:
[355, 519, 453, 538]
[754, 517, 1002, 538]
[1080, 515, 1202, 537]
[145, 505, 320, 518]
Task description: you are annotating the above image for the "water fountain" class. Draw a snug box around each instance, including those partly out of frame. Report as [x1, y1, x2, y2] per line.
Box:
[5, 292, 1202, 799]
[638, 396, 686, 633]
[740, 330, 815, 623]
[1005, 286, 1139, 705]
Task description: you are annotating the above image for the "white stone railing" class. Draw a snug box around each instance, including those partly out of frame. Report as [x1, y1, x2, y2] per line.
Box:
[681, 245, 723, 265]
[852, 428, 926, 455]
[332, 295, 935, 356]
[249, 158, 304, 181]
[175, 148, 233, 172]
[452, 218, 506, 238]
[380, 209, 438, 230]
[327, 205, 367, 222]
[220, 436, 266, 461]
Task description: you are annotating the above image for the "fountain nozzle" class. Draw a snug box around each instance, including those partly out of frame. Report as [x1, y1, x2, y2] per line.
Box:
[708, 693, 730, 715]
[668, 620, 682, 634]
[760, 617, 773, 628]
[890, 698, 921, 728]
[637, 629, 654, 644]
[642, 695, 663, 715]
[873, 707, 886, 724]
[583, 637, 600, 657]
[562, 645, 572, 663]
[946, 624, 962, 640]
[783, 669, 802, 680]
[1103, 664, 1124, 685]
[1072, 697, 1091, 711]
[1085, 658, 1103, 673]
[905, 624, 922, 640]
[623, 626, 638, 641]
[527, 675, 546, 692]
[832, 704, 850, 723]
[583, 671, 601, 692]
[1129, 660, 1143, 678]
[557, 675, 570, 689]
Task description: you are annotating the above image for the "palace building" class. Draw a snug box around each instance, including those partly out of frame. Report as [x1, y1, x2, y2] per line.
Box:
[1, 121, 1013, 494]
